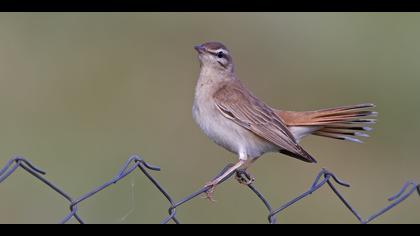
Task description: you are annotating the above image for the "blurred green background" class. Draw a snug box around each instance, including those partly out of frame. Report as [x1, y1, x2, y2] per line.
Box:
[0, 13, 419, 224]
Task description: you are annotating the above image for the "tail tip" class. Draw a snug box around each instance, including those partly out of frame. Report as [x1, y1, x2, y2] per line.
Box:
[344, 137, 364, 144]
[363, 127, 373, 131]
[355, 132, 370, 138]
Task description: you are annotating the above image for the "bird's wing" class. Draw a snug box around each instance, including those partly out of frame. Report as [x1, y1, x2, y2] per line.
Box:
[213, 80, 316, 163]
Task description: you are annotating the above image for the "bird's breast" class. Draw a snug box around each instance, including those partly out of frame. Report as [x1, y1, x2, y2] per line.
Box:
[193, 92, 276, 159]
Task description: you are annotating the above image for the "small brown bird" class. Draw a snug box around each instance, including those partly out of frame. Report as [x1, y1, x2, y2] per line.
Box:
[192, 42, 376, 200]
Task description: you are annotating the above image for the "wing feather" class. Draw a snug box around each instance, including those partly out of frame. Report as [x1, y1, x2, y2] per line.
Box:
[213, 80, 316, 163]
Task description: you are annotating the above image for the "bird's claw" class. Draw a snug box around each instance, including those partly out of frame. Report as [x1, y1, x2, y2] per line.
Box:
[203, 181, 218, 202]
[235, 171, 255, 185]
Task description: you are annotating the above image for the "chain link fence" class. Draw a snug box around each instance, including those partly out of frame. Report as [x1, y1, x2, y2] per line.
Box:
[1, 155, 419, 224]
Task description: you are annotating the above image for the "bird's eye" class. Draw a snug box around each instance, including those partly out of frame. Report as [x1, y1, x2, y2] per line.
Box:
[217, 51, 224, 58]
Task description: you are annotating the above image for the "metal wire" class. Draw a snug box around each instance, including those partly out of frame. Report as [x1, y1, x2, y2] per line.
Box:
[0, 155, 418, 224]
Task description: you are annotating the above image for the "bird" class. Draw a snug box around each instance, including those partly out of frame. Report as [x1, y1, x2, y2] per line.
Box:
[192, 41, 377, 200]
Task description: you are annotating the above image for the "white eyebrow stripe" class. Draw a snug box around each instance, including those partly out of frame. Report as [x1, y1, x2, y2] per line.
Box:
[208, 48, 229, 55]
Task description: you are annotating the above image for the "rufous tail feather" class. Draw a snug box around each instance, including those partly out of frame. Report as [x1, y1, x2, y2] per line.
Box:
[275, 103, 377, 143]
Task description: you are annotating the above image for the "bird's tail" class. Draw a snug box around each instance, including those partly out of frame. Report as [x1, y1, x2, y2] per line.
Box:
[275, 103, 377, 143]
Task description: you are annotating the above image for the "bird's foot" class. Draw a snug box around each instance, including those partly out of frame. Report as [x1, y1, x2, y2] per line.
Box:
[202, 181, 218, 202]
[235, 170, 255, 185]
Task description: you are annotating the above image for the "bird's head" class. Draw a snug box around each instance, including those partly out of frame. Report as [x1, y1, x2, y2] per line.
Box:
[194, 42, 234, 73]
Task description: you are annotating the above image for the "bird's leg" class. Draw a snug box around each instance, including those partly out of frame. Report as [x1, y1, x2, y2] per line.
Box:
[203, 160, 246, 201]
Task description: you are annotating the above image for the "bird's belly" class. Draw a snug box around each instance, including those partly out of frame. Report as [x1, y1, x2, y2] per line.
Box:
[193, 102, 277, 159]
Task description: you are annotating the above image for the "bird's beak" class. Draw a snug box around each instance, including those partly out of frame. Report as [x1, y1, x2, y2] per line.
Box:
[194, 44, 206, 54]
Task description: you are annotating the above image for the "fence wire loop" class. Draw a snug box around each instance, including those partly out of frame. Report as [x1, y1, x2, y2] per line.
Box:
[0, 155, 418, 224]
[0, 157, 46, 183]
[388, 181, 419, 202]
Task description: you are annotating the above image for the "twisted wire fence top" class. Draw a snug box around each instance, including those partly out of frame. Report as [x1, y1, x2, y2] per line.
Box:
[0, 155, 419, 224]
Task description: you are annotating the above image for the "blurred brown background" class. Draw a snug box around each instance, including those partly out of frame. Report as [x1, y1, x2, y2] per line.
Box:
[0, 13, 419, 224]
